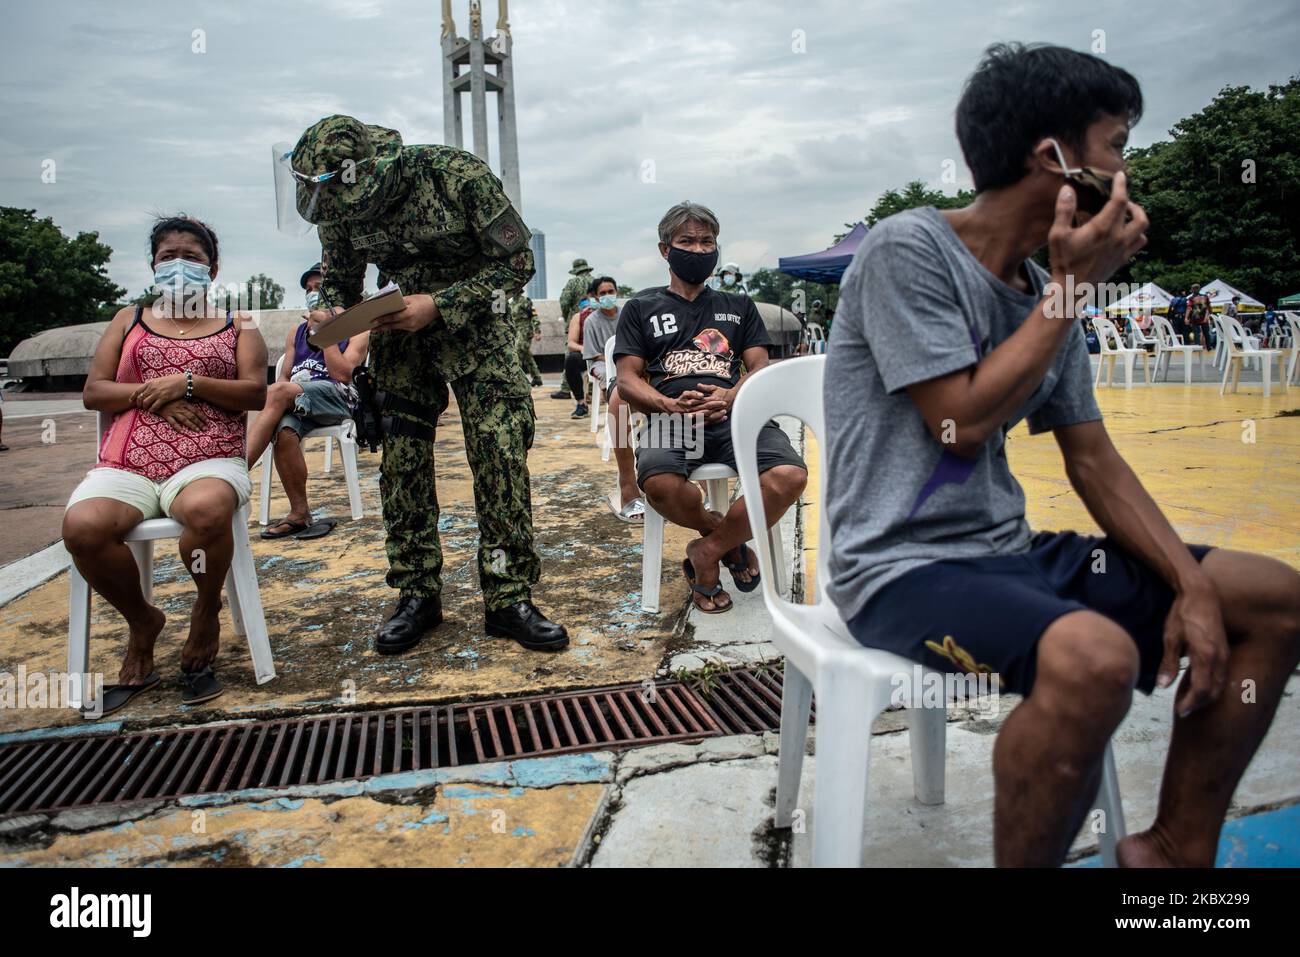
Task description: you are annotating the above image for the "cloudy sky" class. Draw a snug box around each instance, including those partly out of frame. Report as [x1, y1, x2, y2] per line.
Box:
[1, 0, 1294, 304]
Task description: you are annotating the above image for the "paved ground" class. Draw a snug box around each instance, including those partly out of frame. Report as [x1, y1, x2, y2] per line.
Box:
[0, 364, 1297, 867]
[0, 381, 704, 736]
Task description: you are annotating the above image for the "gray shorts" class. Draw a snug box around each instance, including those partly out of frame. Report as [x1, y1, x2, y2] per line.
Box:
[275, 379, 354, 441]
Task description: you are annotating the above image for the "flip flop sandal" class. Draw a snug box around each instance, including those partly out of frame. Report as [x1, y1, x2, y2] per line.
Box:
[722, 542, 762, 593]
[293, 518, 337, 540]
[261, 518, 309, 539]
[607, 492, 646, 523]
[85, 670, 160, 719]
[682, 558, 732, 614]
[179, 666, 224, 706]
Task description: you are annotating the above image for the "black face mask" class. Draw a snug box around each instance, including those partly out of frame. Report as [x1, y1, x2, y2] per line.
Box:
[667, 246, 719, 286]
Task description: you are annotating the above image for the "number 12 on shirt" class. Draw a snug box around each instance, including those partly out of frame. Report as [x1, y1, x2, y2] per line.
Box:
[649, 313, 678, 337]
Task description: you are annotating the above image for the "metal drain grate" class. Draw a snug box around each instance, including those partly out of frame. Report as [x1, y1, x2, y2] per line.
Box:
[0, 666, 802, 819]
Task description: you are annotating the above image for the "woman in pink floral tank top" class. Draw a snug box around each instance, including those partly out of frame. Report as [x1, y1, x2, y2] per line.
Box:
[63, 216, 268, 715]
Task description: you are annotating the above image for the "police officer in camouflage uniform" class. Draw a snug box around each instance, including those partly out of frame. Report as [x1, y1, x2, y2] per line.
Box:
[511, 294, 543, 387]
[294, 114, 568, 654]
[551, 258, 594, 399]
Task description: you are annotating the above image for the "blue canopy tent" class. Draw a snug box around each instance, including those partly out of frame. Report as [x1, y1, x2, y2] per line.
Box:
[777, 222, 870, 284]
[772, 223, 869, 354]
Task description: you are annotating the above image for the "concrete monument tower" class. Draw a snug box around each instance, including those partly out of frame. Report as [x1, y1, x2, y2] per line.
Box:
[441, 0, 522, 211]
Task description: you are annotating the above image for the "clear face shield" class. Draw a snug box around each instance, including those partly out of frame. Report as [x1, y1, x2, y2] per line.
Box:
[273, 142, 336, 236]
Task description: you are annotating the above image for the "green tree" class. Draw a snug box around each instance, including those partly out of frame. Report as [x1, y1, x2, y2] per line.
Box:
[1124, 79, 1300, 304]
[617, 283, 635, 297]
[0, 207, 124, 355]
[243, 272, 284, 310]
[841, 181, 974, 239]
[746, 267, 839, 316]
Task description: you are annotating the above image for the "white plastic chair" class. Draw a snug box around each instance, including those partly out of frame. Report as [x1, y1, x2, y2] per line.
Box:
[1282, 313, 1300, 385]
[731, 355, 1127, 867]
[639, 458, 786, 614]
[1213, 315, 1287, 397]
[1091, 317, 1149, 389]
[1151, 315, 1203, 384]
[599, 336, 617, 462]
[67, 413, 276, 709]
[1212, 315, 1262, 372]
[257, 355, 363, 525]
[1125, 316, 1159, 354]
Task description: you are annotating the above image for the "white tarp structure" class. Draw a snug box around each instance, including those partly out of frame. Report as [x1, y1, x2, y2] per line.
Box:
[1104, 281, 1172, 315]
[1197, 278, 1264, 312]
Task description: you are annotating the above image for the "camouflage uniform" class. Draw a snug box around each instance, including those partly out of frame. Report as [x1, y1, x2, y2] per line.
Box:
[553, 260, 593, 398]
[296, 115, 540, 611]
[511, 295, 543, 386]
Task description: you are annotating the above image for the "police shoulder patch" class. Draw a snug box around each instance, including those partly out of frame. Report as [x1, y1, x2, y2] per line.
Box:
[484, 207, 531, 255]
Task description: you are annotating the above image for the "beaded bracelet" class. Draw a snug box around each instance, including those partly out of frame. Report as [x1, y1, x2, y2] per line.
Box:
[185, 370, 194, 400]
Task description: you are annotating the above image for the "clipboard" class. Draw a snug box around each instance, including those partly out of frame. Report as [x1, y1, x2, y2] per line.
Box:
[307, 283, 404, 349]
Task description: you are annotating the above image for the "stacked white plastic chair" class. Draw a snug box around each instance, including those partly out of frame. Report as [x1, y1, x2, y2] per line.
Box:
[1212, 314, 1287, 397]
[730, 355, 1126, 867]
[67, 413, 277, 710]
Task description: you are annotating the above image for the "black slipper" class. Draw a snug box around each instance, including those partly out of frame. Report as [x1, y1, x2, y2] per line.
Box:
[179, 666, 223, 706]
[293, 518, 337, 540]
[682, 558, 732, 614]
[86, 670, 160, 719]
[261, 518, 309, 539]
[722, 542, 762, 593]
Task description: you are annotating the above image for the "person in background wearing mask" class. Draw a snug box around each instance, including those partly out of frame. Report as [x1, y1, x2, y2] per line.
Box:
[62, 215, 268, 715]
[581, 276, 643, 522]
[565, 282, 596, 418]
[717, 261, 746, 295]
[553, 258, 595, 399]
[614, 201, 808, 613]
[245, 261, 370, 540]
[1186, 284, 1212, 350]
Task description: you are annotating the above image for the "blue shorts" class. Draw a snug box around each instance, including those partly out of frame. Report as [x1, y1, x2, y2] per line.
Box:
[847, 530, 1214, 696]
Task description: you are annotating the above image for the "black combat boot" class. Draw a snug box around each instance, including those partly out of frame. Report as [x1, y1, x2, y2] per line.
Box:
[485, 601, 568, 651]
[376, 594, 443, 655]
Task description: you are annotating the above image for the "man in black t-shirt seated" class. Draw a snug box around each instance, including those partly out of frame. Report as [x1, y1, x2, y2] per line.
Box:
[614, 202, 808, 614]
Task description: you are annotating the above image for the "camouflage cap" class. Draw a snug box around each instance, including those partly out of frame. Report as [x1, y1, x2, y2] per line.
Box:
[571, 258, 592, 274]
[292, 115, 405, 223]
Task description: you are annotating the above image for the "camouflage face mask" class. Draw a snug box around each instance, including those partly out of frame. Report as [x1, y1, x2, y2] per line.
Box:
[1048, 138, 1116, 216]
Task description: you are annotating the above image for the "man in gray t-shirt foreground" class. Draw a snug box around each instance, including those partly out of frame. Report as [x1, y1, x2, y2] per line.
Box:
[581, 275, 643, 522]
[822, 43, 1300, 868]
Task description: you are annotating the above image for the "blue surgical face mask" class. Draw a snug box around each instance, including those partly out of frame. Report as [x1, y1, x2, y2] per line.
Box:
[305, 290, 322, 310]
[579, 298, 591, 309]
[598, 294, 617, 310]
[722, 274, 736, 287]
[153, 257, 212, 292]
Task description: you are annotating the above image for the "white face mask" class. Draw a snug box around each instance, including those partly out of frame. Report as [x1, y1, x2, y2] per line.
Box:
[305, 290, 322, 310]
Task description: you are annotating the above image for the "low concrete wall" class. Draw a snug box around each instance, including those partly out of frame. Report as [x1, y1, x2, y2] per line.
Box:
[6, 298, 803, 382]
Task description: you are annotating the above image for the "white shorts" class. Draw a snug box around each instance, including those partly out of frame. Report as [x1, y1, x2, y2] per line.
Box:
[65, 458, 251, 520]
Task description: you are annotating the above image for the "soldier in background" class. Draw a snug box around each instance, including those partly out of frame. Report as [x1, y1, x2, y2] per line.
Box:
[511, 293, 543, 387]
[293, 114, 568, 654]
[716, 261, 747, 295]
[552, 257, 594, 399]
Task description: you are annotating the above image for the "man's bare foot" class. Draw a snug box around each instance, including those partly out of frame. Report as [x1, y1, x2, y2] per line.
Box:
[180, 608, 221, 673]
[685, 537, 731, 612]
[120, 606, 165, 684]
[1117, 828, 1201, 868]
